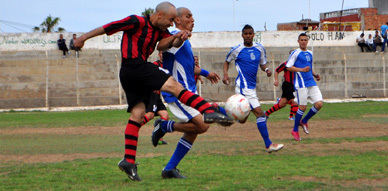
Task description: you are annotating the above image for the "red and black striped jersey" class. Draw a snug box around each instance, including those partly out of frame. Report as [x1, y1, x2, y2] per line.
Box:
[153, 60, 163, 67]
[103, 15, 171, 63]
[275, 61, 294, 84]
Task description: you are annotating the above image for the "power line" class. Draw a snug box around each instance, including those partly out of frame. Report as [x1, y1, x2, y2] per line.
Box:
[0, 22, 29, 32]
[0, 19, 36, 33]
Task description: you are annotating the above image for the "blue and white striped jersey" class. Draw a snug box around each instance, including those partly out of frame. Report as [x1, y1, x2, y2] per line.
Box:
[285, 48, 316, 88]
[225, 43, 267, 89]
[161, 29, 196, 103]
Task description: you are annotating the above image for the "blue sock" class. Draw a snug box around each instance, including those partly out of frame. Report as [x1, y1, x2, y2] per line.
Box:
[218, 106, 227, 116]
[301, 106, 319, 124]
[161, 120, 175, 133]
[293, 109, 304, 132]
[164, 138, 192, 171]
[256, 116, 272, 148]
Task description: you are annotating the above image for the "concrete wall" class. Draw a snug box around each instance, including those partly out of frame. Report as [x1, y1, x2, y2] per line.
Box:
[0, 31, 387, 109]
[0, 30, 371, 51]
[1, 46, 387, 109]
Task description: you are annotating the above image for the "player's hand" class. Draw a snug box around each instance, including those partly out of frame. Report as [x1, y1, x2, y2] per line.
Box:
[74, 38, 85, 49]
[223, 75, 230, 85]
[274, 80, 279, 86]
[177, 30, 190, 41]
[314, 74, 321, 81]
[301, 66, 311, 72]
[266, 69, 272, 77]
[206, 72, 220, 84]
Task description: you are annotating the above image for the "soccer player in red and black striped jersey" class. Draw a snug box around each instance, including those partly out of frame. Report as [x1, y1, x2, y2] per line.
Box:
[73, 2, 231, 181]
[264, 59, 299, 120]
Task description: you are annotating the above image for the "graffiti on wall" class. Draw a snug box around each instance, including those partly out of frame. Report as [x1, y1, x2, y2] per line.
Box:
[103, 34, 122, 43]
[306, 31, 345, 41]
[0, 36, 57, 47]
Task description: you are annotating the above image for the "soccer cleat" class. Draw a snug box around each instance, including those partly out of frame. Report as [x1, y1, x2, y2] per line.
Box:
[276, 98, 281, 104]
[266, 143, 284, 153]
[211, 103, 234, 126]
[291, 130, 301, 141]
[158, 140, 168, 145]
[288, 116, 295, 120]
[152, 119, 166, 147]
[118, 158, 142, 181]
[203, 110, 234, 124]
[161, 168, 186, 179]
[300, 121, 310, 134]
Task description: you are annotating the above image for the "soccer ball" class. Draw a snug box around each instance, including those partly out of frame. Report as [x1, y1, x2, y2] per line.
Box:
[225, 94, 250, 121]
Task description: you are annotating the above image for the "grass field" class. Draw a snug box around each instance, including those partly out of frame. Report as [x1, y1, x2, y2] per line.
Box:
[0, 101, 387, 190]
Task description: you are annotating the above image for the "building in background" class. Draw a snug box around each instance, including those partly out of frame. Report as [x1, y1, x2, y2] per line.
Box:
[278, 0, 388, 31]
[277, 18, 320, 31]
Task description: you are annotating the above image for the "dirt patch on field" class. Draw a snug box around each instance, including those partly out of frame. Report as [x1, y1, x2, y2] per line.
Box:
[0, 119, 387, 164]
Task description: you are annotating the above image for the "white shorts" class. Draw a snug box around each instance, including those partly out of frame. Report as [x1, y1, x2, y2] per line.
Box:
[295, 86, 323, 106]
[168, 100, 200, 123]
[235, 87, 260, 109]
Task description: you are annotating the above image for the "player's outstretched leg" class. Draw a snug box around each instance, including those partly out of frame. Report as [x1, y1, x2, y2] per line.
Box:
[177, 89, 233, 124]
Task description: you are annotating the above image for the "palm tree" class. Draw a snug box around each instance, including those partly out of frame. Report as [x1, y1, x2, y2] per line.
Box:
[33, 15, 65, 33]
[141, 8, 154, 16]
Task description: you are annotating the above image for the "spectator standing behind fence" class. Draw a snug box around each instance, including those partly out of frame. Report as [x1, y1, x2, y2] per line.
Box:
[366, 34, 374, 52]
[381, 22, 388, 52]
[57, 34, 70, 58]
[356, 33, 370, 52]
[373, 30, 383, 53]
[70, 34, 81, 56]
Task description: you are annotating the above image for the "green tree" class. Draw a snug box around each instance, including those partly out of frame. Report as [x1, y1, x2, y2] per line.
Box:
[33, 15, 65, 33]
[141, 8, 154, 16]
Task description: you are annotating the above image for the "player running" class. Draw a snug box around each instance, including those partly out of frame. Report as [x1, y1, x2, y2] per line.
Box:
[264, 50, 299, 120]
[286, 33, 323, 141]
[222, 24, 284, 153]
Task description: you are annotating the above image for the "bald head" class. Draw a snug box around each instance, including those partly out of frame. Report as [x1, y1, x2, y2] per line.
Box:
[150, 1, 177, 31]
[177, 7, 189, 17]
[155, 1, 175, 13]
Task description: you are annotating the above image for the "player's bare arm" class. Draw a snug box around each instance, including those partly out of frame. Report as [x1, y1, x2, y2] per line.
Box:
[273, 71, 280, 86]
[157, 30, 190, 51]
[287, 66, 310, 73]
[222, 61, 231, 85]
[260, 65, 272, 77]
[74, 27, 106, 49]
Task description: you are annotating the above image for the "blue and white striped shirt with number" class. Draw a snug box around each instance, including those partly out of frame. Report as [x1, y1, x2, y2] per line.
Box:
[225, 43, 267, 89]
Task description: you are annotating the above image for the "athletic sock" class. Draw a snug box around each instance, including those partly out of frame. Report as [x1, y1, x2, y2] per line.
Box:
[124, 120, 141, 164]
[293, 109, 304, 132]
[266, 103, 280, 116]
[256, 116, 272, 148]
[290, 103, 298, 117]
[218, 106, 227, 116]
[141, 115, 149, 126]
[164, 137, 192, 171]
[177, 89, 214, 113]
[160, 120, 175, 133]
[301, 106, 319, 124]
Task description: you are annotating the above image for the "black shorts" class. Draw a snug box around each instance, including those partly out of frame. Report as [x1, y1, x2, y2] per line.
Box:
[146, 92, 167, 114]
[281, 81, 295, 100]
[119, 60, 170, 112]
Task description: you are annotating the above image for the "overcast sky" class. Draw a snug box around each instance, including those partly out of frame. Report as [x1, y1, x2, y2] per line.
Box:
[0, 0, 368, 33]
